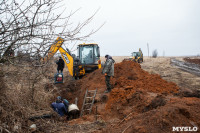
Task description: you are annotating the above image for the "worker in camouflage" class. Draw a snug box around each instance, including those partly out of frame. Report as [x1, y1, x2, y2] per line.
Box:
[102, 55, 115, 93]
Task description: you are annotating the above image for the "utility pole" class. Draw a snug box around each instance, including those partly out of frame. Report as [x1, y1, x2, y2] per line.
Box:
[147, 43, 149, 57]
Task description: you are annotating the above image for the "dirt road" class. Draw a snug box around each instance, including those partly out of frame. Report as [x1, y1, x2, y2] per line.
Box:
[140, 57, 200, 91]
[171, 58, 200, 76]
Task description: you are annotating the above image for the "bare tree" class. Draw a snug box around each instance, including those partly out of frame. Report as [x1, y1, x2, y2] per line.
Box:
[0, 0, 103, 105]
[152, 49, 158, 58]
[0, 0, 101, 64]
[0, 1, 103, 132]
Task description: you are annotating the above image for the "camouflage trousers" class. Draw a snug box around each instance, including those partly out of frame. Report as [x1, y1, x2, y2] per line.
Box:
[105, 75, 111, 91]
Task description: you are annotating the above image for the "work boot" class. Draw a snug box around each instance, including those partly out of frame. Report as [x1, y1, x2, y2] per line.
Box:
[104, 89, 111, 93]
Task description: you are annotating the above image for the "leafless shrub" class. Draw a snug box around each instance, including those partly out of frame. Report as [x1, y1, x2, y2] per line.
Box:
[0, 61, 57, 132]
[152, 49, 158, 58]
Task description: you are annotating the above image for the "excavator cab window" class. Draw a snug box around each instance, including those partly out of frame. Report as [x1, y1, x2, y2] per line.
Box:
[79, 45, 93, 64]
[96, 46, 100, 57]
[94, 45, 100, 65]
[132, 52, 137, 57]
[78, 44, 100, 65]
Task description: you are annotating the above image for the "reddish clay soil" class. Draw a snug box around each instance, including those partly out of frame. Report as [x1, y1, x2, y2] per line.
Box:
[105, 97, 200, 133]
[44, 60, 200, 133]
[78, 60, 179, 105]
[2, 59, 200, 133]
[184, 57, 200, 65]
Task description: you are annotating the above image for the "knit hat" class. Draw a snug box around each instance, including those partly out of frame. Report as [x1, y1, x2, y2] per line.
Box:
[56, 96, 62, 103]
[57, 96, 62, 100]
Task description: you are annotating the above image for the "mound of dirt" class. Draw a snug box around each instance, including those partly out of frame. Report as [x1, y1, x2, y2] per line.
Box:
[105, 97, 200, 133]
[178, 88, 200, 98]
[75, 61, 179, 112]
[60, 60, 199, 133]
[52, 61, 179, 125]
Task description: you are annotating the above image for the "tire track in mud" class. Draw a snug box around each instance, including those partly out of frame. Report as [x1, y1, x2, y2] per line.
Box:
[170, 58, 200, 76]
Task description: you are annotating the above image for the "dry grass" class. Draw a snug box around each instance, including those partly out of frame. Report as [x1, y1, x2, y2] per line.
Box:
[0, 59, 59, 132]
[141, 57, 200, 90]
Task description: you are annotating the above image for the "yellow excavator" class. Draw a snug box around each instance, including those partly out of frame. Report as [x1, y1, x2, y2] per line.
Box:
[43, 37, 101, 79]
[124, 48, 143, 63]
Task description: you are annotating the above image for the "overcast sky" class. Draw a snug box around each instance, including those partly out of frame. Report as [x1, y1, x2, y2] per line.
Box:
[64, 0, 200, 56]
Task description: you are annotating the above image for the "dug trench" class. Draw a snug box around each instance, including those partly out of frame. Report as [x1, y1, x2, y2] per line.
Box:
[42, 60, 200, 133]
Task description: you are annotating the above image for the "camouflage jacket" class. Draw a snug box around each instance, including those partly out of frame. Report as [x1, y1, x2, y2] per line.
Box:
[102, 58, 115, 76]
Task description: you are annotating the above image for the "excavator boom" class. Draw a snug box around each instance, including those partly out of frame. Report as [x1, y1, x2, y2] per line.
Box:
[42, 37, 74, 76]
[58, 47, 74, 76]
[43, 37, 64, 62]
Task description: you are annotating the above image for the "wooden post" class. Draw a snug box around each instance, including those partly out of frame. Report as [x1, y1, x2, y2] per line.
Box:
[75, 97, 78, 105]
[96, 106, 98, 121]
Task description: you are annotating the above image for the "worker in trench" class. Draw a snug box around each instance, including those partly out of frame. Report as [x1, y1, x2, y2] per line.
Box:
[51, 96, 80, 120]
[102, 55, 115, 93]
[56, 56, 65, 73]
[51, 96, 68, 117]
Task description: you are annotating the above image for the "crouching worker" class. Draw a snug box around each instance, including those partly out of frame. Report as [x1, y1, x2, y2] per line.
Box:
[67, 104, 80, 120]
[51, 96, 68, 117]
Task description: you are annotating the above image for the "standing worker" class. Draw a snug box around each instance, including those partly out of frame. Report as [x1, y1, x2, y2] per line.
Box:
[56, 56, 65, 73]
[102, 55, 115, 93]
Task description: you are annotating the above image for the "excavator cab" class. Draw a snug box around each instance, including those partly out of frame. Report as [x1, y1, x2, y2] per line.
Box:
[77, 44, 101, 72]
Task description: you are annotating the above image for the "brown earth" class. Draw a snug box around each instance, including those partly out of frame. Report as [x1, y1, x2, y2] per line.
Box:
[70, 60, 179, 109]
[184, 57, 200, 65]
[54, 60, 200, 133]
[1, 57, 200, 133]
[106, 96, 200, 133]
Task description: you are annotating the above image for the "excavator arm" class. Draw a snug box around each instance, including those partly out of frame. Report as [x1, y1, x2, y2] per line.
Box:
[58, 47, 74, 76]
[43, 37, 64, 62]
[42, 37, 74, 77]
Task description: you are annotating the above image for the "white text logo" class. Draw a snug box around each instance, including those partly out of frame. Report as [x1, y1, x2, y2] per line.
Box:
[62, 54, 70, 64]
[172, 127, 198, 132]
